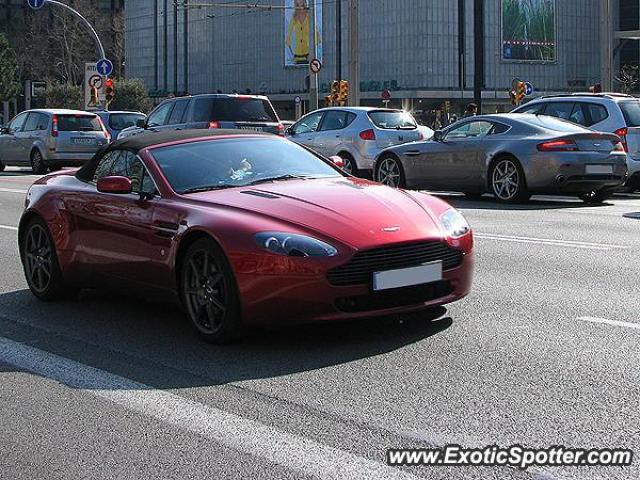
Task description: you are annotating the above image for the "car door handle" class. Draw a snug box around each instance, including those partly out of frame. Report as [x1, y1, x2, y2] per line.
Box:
[405, 151, 421, 156]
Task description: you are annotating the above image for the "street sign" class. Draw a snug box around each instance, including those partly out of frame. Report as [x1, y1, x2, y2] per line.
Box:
[309, 58, 322, 74]
[381, 89, 391, 101]
[27, 0, 46, 10]
[294, 96, 302, 105]
[96, 58, 114, 76]
[31, 81, 47, 98]
[84, 63, 106, 111]
[524, 82, 535, 96]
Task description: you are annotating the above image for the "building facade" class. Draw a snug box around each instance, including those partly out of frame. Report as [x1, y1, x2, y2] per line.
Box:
[125, 0, 603, 117]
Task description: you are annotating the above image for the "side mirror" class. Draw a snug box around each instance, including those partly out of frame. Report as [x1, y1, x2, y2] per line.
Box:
[329, 155, 345, 169]
[136, 118, 146, 128]
[97, 176, 133, 195]
[433, 130, 445, 142]
[285, 127, 295, 136]
[0, 126, 9, 135]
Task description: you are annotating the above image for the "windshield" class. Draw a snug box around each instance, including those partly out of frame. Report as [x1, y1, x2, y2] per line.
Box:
[109, 113, 146, 130]
[151, 137, 342, 194]
[368, 111, 417, 129]
[620, 101, 640, 127]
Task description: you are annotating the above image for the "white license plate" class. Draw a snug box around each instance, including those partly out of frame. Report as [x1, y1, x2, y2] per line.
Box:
[373, 261, 443, 291]
[586, 164, 613, 174]
[72, 138, 94, 145]
[239, 126, 263, 132]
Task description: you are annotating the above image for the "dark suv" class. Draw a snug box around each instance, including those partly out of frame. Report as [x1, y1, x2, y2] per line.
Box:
[117, 94, 283, 139]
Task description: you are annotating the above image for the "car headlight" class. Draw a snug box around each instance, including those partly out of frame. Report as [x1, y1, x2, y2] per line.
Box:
[440, 209, 470, 239]
[255, 232, 338, 257]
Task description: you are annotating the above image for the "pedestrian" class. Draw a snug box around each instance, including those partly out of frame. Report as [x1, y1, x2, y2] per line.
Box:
[463, 103, 478, 117]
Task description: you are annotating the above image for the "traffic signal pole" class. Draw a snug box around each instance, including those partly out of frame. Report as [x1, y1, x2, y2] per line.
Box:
[600, 0, 613, 92]
[347, 0, 359, 106]
[309, 0, 319, 111]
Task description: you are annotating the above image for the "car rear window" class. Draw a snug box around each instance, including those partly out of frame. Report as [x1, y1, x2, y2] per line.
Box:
[191, 97, 279, 123]
[619, 101, 640, 127]
[58, 115, 102, 132]
[524, 115, 589, 133]
[367, 111, 417, 129]
[109, 113, 146, 130]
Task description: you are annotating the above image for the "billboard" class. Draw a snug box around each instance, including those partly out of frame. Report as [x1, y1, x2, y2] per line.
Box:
[502, 0, 556, 62]
[284, 0, 323, 67]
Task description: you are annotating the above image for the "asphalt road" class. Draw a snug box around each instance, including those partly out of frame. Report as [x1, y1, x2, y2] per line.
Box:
[0, 167, 639, 480]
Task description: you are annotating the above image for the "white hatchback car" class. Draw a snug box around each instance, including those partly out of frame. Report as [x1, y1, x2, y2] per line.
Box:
[285, 107, 432, 176]
[513, 93, 640, 189]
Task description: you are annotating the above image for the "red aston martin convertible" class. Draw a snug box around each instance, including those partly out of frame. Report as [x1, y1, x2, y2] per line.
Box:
[19, 130, 474, 342]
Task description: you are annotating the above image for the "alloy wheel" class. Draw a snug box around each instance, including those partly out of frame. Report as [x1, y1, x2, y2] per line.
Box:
[183, 249, 228, 335]
[24, 223, 53, 294]
[341, 156, 354, 175]
[492, 159, 520, 201]
[377, 157, 402, 187]
[31, 150, 46, 174]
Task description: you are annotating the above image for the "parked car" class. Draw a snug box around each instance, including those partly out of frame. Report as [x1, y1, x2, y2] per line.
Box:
[512, 93, 640, 190]
[0, 109, 110, 174]
[95, 110, 146, 140]
[117, 94, 283, 140]
[374, 114, 628, 204]
[18, 129, 473, 343]
[286, 107, 429, 176]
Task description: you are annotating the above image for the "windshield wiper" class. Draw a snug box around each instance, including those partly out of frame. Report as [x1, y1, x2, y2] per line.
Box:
[247, 174, 312, 186]
[181, 184, 238, 194]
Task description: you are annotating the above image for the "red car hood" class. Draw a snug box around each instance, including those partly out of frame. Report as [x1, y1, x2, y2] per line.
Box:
[188, 178, 447, 249]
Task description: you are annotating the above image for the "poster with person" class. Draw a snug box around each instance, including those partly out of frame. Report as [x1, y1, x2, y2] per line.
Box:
[502, 0, 556, 62]
[284, 0, 323, 67]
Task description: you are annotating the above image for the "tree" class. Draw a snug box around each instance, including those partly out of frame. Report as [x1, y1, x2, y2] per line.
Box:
[108, 79, 153, 113]
[0, 33, 20, 103]
[616, 65, 640, 94]
[44, 83, 83, 110]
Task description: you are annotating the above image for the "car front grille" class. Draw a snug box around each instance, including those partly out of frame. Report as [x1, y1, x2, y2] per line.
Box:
[327, 241, 464, 287]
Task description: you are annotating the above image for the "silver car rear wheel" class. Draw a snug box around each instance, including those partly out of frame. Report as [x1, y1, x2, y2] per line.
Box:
[376, 156, 404, 188]
[490, 157, 528, 203]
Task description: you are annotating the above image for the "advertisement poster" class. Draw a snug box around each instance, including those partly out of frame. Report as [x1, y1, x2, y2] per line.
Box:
[284, 0, 323, 67]
[502, 0, 556, 62]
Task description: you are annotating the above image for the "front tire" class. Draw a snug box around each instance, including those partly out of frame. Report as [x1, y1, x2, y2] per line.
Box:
[0, 160, 5, 172]
[338, 153, 359, 177]
[30, 149, 47, 175]
[21, 217, 71, 301]
[180, 238, 242, 344]
[489, 156, 530, 203]
[375, 155, 406, 188]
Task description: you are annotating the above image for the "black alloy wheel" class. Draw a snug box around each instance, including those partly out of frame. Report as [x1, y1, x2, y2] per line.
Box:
[180, 238, 241, 343]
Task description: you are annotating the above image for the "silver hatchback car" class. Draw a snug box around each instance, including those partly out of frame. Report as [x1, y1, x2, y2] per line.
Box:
[285, 107, 431, 176]
[0, 109, 110, 174]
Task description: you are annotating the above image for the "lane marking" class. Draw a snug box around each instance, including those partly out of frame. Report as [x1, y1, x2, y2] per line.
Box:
[0, 225, 18, 232]
[0, 187, 27, 194]
[475, 233, 628, 251]
[578, 316, 640, 331]
[0, 336, 418, 480]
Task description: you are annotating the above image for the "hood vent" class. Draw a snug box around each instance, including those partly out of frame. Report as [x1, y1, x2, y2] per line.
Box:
[240, 190, 280, 199]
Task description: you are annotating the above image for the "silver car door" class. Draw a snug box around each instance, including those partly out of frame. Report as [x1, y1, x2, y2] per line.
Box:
[315, 110, 349, 156]
[1, 112, 29, 163]
[289, 111, 324, 150]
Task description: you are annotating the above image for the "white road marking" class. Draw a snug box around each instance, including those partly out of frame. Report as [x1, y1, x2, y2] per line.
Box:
[0, 336, 418, 480]
[0, 225, 18, 232]
[475, 233, 628, 251]
[0, 187, 27, 194]
[578, 316, 640, 331]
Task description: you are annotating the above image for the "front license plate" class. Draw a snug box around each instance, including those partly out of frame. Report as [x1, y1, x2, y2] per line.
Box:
[373, 261, 443, 291]
[71, 137, 94, 145]
[586, 164, 613, 175]
[239, 126, 263, 132]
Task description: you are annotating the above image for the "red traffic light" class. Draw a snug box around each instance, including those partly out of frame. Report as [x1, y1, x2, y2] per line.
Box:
[105, 78, 114, 90]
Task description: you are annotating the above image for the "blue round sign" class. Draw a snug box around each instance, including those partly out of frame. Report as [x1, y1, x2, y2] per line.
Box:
[27, 0, 46, 9]
[96, 58, 114, 77]
[524, 82, 535, 96]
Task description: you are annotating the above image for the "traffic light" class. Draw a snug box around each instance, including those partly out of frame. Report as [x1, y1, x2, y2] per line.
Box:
[515, 81, 526, 104]
[329, 80, 339, 106]
[338, 80, 349, 106]
[105, 77, 115, 107]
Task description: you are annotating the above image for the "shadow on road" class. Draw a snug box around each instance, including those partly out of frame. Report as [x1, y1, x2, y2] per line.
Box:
[0, 288, 453, 390]
[443, 195, 613, 211]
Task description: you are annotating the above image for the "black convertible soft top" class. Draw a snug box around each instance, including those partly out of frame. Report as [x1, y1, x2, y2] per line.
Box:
[77, 129, 273, 181]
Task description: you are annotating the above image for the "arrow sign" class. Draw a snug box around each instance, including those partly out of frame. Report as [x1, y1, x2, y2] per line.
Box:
[27, 0, 46, 9]
[524, 82, 535, 96]
[96, 58, 114, 76]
